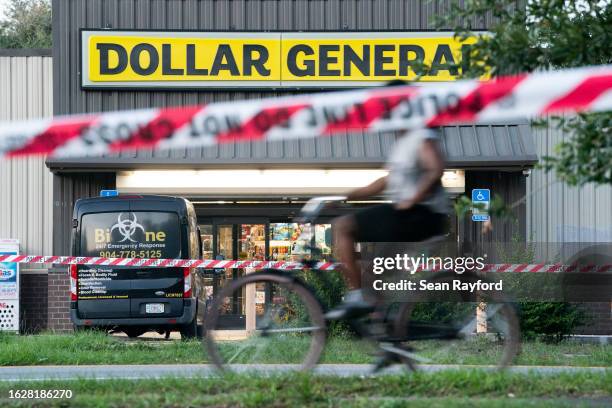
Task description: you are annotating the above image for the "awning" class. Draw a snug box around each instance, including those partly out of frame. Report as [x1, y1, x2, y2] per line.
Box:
[46, 123, 538, 171]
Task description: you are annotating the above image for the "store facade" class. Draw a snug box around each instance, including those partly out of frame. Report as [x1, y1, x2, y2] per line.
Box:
[42, 0, 539, 330]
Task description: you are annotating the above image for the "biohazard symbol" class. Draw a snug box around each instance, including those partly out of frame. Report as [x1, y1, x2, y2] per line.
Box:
[110, 213, 145, 243]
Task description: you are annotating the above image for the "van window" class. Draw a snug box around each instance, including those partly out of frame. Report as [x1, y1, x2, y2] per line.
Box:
[80, 211, 180, 259]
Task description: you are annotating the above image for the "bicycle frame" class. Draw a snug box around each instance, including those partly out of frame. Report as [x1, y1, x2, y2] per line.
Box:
[293, 197, 511, 344]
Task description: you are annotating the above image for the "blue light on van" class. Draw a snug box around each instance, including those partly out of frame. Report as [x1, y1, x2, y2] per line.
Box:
[100, 190, 119, 197]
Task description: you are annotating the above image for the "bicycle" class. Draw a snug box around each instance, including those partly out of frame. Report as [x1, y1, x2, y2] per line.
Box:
[204, 196, 520, 372]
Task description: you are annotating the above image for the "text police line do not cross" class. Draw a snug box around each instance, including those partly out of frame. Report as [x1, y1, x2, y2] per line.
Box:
[0, 64, 611, 158]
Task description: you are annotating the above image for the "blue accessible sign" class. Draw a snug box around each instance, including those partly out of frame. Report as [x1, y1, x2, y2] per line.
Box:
[471, 189, 490, 222]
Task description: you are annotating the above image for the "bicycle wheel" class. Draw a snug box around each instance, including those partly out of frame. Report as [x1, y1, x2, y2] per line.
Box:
[204, 271, 327, 371]
[393, 271, 520, 370]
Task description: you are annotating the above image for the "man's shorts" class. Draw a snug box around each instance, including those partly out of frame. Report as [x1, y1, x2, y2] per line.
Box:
[353, 204, 448, 242]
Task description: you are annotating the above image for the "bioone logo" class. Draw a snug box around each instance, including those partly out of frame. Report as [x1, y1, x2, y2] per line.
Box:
[94, 213, 166, 243]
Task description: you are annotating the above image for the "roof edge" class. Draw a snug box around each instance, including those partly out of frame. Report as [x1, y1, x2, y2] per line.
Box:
[46, 155, 539, 172]
[0, 48, 52, 57]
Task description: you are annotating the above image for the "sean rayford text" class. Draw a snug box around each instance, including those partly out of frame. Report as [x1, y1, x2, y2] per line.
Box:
[372, 279, 503, 292]
[371, 254, 487, 275]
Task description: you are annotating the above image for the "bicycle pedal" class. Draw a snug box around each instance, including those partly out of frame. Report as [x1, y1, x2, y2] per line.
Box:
[379, 343, 431, 364]
[371, 352, 400, 373]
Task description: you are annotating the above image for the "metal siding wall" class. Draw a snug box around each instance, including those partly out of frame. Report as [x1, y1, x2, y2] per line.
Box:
[0, 56, 54, 259]
[52, 173, 116, 256]
[527, 122, 612, 243]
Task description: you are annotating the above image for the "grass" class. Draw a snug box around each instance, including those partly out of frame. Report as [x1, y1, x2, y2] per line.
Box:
[0, 331, 610, 367]
[0, 371, 610, 407]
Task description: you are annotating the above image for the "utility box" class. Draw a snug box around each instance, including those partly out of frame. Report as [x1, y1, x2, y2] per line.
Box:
[0, 239, 20, 332]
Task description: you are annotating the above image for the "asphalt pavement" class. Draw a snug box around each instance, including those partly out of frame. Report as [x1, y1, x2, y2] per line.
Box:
[0, 364, 608, 382]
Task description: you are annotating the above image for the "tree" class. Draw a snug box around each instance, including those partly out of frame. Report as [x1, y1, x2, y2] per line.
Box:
[0, 0, 52, 49]
[438, 0, 611, 186]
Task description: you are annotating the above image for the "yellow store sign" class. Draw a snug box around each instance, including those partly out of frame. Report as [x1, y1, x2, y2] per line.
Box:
[81, 31, 476, 89]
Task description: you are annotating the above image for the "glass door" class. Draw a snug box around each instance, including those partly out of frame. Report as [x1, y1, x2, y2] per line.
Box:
[212, 221, 267, 329]
[201, 218, 335, 331]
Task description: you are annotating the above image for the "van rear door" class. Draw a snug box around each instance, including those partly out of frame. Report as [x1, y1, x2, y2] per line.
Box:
[77, 210, 184, 319]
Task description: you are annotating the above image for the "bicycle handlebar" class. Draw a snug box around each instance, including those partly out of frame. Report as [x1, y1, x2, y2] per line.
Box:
[297, 196, 347, 223]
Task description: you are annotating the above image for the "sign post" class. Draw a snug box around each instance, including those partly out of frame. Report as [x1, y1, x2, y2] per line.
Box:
[0, 239, 20, 332]
[471, 189, 490, 222]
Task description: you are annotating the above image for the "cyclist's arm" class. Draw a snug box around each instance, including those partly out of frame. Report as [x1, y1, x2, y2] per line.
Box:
[395, 139, 445, 210]
[346, 176, 388, 200]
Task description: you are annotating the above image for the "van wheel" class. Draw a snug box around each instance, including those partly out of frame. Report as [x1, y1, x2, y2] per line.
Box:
[179, 318, 199, 340]
[124, 328, 147, 338]
[180, 303, 203, 340]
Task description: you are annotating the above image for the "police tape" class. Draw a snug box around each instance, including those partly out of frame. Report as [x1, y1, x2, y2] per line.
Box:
[0, 254, 609, 273]
[1, 64, 611, 158]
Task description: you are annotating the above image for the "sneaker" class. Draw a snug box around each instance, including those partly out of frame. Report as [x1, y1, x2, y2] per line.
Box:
[325, 290, 374, 321]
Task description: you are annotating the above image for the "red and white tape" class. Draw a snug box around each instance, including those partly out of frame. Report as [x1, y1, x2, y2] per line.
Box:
[0, 254, 609, 273]
[0, 254, 334, 271]
[480, 263, 611, 273]
[1, 65, 611, 158]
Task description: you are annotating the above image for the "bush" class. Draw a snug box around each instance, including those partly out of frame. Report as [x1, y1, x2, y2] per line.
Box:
[300, 269, 351, 337]
[410, 302, 474, 325]
[494, 230, 588, 342]
[518, 302, 587, 343]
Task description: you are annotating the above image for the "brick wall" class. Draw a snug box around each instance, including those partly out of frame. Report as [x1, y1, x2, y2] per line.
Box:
[47, 268, 72, 332]
[576, 302, 612, 335]
[19, 273, 48, 333]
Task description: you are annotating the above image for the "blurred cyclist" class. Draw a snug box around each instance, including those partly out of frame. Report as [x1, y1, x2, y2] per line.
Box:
[326, 124, 449, 320]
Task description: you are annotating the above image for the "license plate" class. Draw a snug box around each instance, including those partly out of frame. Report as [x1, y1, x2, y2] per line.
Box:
[145, 303, 164, 314]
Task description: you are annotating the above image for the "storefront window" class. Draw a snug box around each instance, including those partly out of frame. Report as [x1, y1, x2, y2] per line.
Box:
[200, 224, 213, 260]
[315, 224, 333, 260]
[269, 223, 309, 262]
[269, 223, 332, 262]
[217, 225, 234, 281]
[239, 224, 266, 261]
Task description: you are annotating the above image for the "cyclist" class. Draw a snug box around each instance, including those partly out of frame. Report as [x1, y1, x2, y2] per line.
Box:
[326, 126, 450, 320]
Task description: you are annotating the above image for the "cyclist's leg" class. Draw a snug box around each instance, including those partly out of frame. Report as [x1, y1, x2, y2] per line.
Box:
[327, 205, 397, 320]
[334, 214, 361, 290]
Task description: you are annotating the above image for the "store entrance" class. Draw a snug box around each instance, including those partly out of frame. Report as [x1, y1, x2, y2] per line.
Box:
[197, 217, 334, 329]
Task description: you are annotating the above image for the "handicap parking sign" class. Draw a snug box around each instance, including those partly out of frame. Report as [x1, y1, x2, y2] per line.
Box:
[471, 189, 490, 222]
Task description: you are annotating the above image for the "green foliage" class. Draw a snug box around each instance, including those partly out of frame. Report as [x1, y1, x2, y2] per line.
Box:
[0, 0, 52, 49]
[437, 0, 612, 186]
[411, 302, 474, 325]
[300, 269, 346, 311]
[540, 112, 612, 185]
[496, 222, 536, 264]
[496, 229, 586, 343]
[299, 269, 351, 337]
[519, 302, 587, 343]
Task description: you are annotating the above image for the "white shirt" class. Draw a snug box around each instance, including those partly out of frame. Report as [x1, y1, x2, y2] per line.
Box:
[384, 129, 449, 214]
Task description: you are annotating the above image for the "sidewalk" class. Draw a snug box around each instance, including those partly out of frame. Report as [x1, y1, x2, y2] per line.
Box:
[0, 364, 608, 382]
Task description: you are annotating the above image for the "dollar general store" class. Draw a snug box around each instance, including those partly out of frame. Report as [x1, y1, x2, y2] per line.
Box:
[1, 0, 610, 334]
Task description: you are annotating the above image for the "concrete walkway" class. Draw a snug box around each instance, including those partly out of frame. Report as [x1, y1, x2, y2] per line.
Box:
[0, 364, 608, 382]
